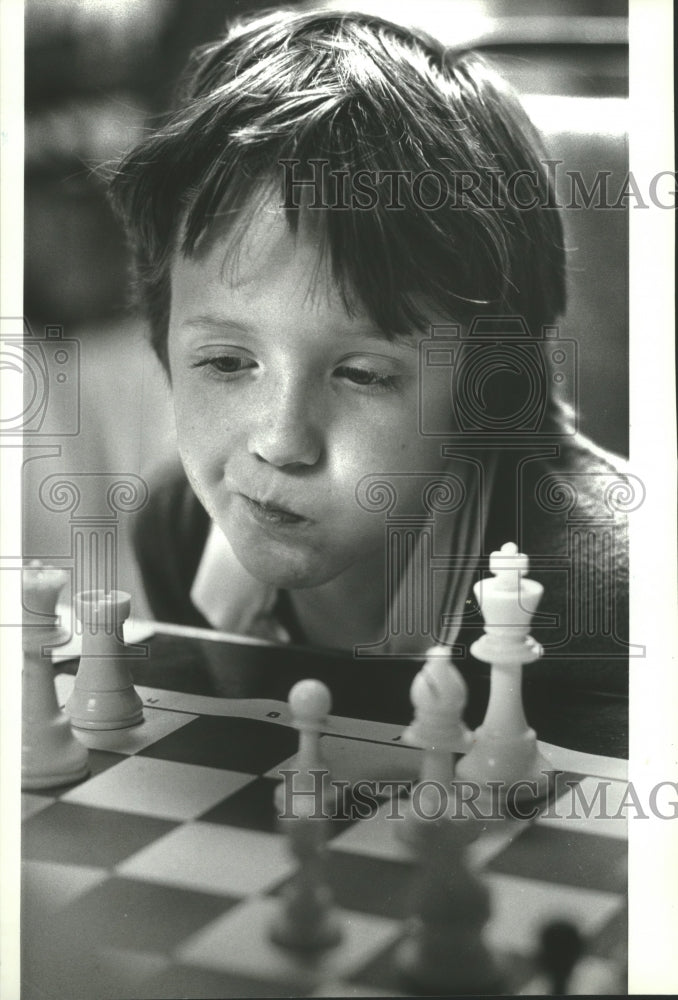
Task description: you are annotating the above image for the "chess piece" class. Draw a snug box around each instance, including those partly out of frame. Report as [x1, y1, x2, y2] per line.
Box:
[397, 646, 472, 845]
[455, 542, 552, 802]
[270, 794, 343, 952]
[403, 645, 472, 784]
[275, 678, 333, 812]
[536, 919, 585, 995]
[22, 563, 89, 789]
[396, 800, 505, 995]
[271, 678, 342, 952]
[66, 590, 143, 730]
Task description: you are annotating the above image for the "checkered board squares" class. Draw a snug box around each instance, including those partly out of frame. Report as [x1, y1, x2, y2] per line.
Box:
[62, 755, 254, 821]
[486, 823, 627, 894]
[21, 684, 628, 1000]
[139, 962, 290, 999]
[72, 706, 198, 755]
[521, 955, 623, 995]
[22, 859, 109, 916]
[330, 798, 530, 871]
[328, 800, 414, 861]
[44, 875, 238, 953]
[484, 873, 622, 956]
[117, 822, 295, 896]
[176, 896, 401, 991]
[140, 713, 299, 774]
[199, 775, 281, 831]
[22, 800, 178, 868]
[536, 775, 629, 839]
[267, 734, 421, 787]
[21, 792, 57, 821]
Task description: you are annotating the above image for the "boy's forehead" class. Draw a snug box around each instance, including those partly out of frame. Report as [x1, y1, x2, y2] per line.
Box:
[173, 191, 448, 343]
[174, 197, 399, 339]
[181, 198, 334, 297]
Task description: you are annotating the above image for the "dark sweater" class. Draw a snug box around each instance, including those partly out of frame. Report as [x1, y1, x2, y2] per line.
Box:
[134, 437, 630, 695]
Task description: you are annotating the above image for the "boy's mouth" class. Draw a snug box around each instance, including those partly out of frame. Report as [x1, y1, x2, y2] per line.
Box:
[240, 493, 309, 526]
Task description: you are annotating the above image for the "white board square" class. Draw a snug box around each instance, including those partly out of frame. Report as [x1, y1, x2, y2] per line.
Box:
[117, 822, 294, 896]
[484, 873, 624, 956]
[61, 756, 253, 820]
[329, 800, 414, 861]
[536, 777, 630, 840]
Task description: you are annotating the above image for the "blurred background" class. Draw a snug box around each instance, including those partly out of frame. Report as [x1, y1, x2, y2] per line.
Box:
[23, 0, 629, 617]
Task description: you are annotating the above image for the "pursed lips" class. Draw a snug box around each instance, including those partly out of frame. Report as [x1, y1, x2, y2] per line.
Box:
[238, 492, 312, 525]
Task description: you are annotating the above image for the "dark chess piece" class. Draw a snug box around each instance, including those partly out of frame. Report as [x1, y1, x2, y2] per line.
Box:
[537, 919, 585, 995]
[396, 793, 506, 995]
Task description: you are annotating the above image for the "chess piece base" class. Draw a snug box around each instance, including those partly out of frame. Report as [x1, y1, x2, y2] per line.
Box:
[456, 726, 552, 798]
[66, 687, 144, 730]
[22, 716, 90, 790]
[270, 906, 342, 953]
[396, 925, 506, 995]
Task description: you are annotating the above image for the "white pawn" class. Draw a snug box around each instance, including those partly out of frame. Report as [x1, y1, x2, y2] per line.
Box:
[22, 563, 89, 789]
[271, 679, 342, 952]
[455, 542, 552, 801]
[66, 590, 143, 730]
[290, 679, 331, 774]
[275, 679, 333, 814]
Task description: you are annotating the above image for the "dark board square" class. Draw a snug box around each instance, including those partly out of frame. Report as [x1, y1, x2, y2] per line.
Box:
[347, 933, 406, 993]
[22, 800, 177, 868]
[487, 825, 627, 894]
[139, 715, 299, 775]
[199, 776, 281, 832]
[201, 777, 360, 839]
[140, 963, 294, 999]
[350, 935, 534, 997]
[50, 877, 237, 953]
[275, 849, 414, 919]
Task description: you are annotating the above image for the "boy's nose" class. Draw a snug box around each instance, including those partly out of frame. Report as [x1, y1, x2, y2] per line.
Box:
[247, 388, 323, 469]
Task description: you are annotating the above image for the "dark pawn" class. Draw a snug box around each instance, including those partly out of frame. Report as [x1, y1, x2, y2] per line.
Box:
[537, 919, 585, 995]
[396, 809, 506, 996]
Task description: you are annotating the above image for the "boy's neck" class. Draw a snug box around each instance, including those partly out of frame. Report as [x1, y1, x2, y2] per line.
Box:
[288, 552, 386, 651]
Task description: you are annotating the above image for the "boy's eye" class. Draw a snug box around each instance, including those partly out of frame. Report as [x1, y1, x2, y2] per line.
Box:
[192, 355, 256, 375]
[335, 365, 398, 390]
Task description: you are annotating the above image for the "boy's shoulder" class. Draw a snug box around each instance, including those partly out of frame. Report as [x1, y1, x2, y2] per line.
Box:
[134, 460, 210, 626]
[518, 435, 632, 694]
[524, 434, 632, 564]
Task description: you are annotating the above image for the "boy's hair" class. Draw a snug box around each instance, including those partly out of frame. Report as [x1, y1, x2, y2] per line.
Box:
[108, 7, 565, 370]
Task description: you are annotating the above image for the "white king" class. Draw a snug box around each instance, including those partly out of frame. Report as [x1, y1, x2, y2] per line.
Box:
[455, 543, 552, 797]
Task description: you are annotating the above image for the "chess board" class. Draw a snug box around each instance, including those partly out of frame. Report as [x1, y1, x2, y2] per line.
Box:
[21, 675, 628, 999]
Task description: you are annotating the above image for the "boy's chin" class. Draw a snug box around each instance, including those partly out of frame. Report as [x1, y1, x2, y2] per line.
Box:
[230, 542, 340, 591]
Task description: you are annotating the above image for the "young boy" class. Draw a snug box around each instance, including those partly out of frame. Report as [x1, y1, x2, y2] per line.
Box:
[109, 8, 629, 689]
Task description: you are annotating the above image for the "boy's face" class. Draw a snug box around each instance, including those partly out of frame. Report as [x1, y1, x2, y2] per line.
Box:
[167, 205, 454, 590]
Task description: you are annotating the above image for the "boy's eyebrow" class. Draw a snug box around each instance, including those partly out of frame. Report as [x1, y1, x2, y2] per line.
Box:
[178, 312, 418, 348]
[179, 314, 256, 334]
